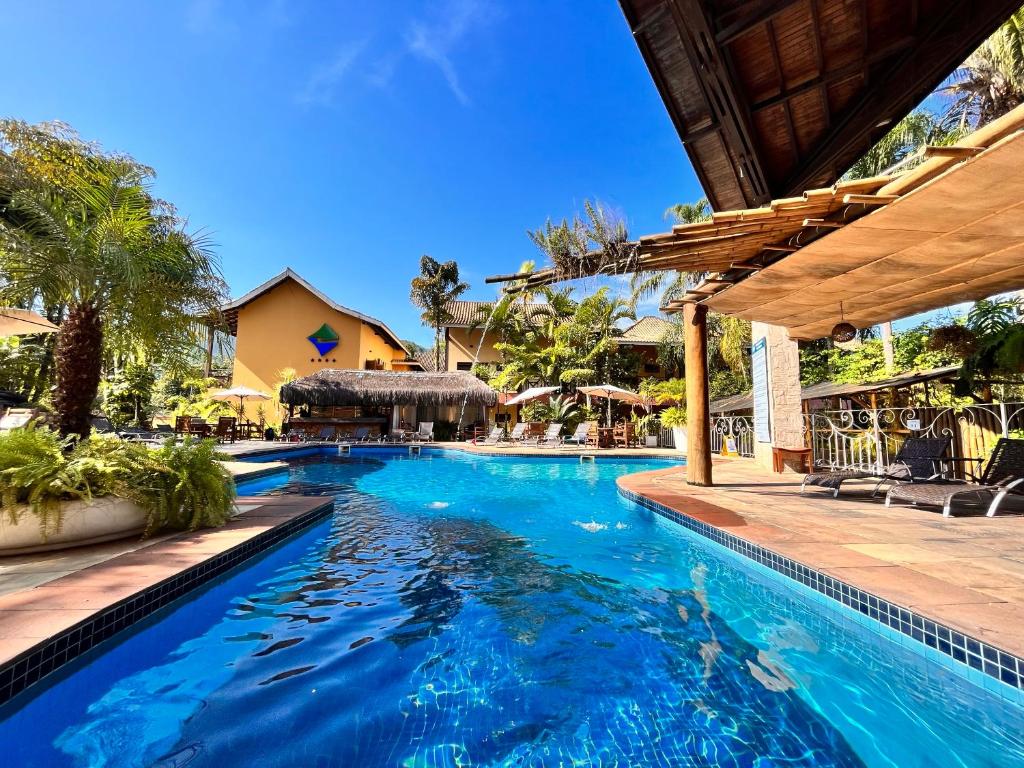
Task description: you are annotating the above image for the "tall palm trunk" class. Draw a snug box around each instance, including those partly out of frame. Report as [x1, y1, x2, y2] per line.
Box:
[52, 301, 102, 439]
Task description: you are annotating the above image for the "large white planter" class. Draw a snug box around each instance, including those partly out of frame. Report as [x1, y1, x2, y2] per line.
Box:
[671, 426, 688, 454]
[0, 496, 148, 556]
[645, 435, 659, 448]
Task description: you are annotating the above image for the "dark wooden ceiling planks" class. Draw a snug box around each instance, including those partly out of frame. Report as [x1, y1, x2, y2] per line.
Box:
[619, 0, 1022, 210]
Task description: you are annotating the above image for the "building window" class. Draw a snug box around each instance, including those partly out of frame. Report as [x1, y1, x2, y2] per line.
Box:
[364, 359, 385, 370]
[644, 363, 661, 374]
[456, 362, 473, 371]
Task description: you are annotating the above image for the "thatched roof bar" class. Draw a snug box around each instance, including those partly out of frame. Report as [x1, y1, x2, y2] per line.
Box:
[280, 369, 497, 408]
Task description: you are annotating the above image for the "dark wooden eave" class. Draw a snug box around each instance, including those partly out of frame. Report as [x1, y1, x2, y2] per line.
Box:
[619, 0, 1021, 210]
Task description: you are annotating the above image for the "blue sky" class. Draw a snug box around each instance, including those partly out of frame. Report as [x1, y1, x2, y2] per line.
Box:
[1, 0, 706, 345]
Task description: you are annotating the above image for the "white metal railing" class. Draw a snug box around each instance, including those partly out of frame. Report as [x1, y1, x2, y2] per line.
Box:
[803, 403, 1024, 476]
[710, 415, 755, 457]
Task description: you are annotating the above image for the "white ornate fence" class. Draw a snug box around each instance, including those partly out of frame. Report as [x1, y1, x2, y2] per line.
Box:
[803, 403, 1024, 475]
[709, 416, 755, 457]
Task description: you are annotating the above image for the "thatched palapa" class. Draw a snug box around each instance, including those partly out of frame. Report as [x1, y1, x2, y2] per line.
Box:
[279, 369, 497, 408]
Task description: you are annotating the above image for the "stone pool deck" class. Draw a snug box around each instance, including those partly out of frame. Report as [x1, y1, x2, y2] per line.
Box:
[619, 460, 1024, 662]
[0, 484, 332, 705]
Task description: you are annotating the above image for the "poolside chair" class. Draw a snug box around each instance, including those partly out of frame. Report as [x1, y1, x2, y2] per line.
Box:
[562, 421, 595, 447]
[886, 438, 1024, 517]
[501, 422, 529, 444]
[312, 426, 337, 443]
[411, 422, 434, 442]
[536, 423, 563, 447]
[479, 426, 504, 445]
[388, 429, 410, 443]
[614, 421, 637, 448]
[214, 416, 237, 444]
[0, 408, 37, 432]
[801, 436, 951, 498]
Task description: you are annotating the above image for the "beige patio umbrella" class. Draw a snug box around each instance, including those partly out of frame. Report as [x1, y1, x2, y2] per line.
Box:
[577, 384, 644, 425]
[212, 385, 271, 416]
[0, 308, 58, 336]
[504, 386, 560, 406]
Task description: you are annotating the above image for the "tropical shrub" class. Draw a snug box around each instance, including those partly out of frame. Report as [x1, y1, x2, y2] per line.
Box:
[658, 406, 687, 429]
[433, 420, 458, 441]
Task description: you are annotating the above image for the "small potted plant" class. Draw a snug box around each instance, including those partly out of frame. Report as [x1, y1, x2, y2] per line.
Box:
[632, 413, 660, 448]
[659, 406, 687, 453]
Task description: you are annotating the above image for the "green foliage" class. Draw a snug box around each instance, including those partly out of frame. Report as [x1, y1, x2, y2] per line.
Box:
[519, 394, 578, 427]
[659, 405, 687, 428]
[103, 362, 156, 427]
[155, 372, 232, 421]
[433, 420, 458, 441]
[631, 411, 658, 439]
[0, 426, 236, 538]
[134, 438, 234, 535]
[642, 377, 686, 405]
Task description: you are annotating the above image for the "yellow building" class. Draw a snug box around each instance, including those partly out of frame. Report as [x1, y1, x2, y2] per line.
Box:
[221, 269, 420, 420]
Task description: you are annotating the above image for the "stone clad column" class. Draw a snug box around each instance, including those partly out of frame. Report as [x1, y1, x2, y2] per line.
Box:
[751, 322, 805, 473]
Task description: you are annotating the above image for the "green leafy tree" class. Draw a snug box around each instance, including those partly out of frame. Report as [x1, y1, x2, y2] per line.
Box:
[0, 121, 226, 438]
[409, 254, 468, 371]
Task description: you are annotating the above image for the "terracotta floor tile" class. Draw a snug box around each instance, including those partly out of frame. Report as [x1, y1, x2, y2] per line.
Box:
[0, 608, 96, 639]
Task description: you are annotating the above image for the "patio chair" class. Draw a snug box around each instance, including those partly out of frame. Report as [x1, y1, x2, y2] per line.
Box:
[502, 422, 529, 444]
[0, 408, 37, 432]
[388, 429, 410, 443]
[174, 415, 191, 436]
[614, 421, 637, 448]
[536, 423, 563, 448]
[345, 426, 371, 443]
[801, 436, 951, 498]
[885, 438, 1024, 517]
[562, 421, 595, 447]
[214, 416, 237, 444]
[479, 426, 504, 445]
[411, 422, 434, 442]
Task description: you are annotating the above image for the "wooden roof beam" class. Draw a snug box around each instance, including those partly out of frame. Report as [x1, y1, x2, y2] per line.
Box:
[714, 0, 804, 45]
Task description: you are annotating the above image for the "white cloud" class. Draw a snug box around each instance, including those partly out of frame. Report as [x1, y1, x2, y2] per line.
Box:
[405, 0, 492, 106]
[296, 41, 367, 106]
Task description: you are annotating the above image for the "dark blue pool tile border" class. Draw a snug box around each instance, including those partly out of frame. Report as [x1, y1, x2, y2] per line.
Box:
[619, 486, 1024, 694]
[0, 498, 334, 709]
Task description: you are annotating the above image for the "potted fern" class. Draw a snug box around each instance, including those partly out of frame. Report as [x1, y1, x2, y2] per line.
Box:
[0, 425, 235, 555]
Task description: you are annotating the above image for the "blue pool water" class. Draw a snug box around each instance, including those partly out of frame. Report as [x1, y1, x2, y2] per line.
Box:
[2, 449, 1024, 767]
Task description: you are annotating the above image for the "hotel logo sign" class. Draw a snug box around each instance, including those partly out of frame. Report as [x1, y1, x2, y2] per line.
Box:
[307, 323, 339, 355]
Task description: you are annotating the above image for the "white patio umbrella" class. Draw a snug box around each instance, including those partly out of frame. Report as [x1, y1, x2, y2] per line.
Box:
[212, 385, 271, 415]
[504, 386, 560, 406]
[0, 308, 57, 336]
[577, 384, 644, 425]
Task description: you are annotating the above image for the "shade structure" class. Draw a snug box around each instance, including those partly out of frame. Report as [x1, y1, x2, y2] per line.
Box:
[0, 309, 57, 336]
[504, 386, 559, 407]
[577, 384, 644, 424]
[212, 385, 272, 415]
[280, 369, 497, 408]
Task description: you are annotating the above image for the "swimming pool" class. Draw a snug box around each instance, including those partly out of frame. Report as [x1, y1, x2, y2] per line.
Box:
[2, 450, 1023, 766]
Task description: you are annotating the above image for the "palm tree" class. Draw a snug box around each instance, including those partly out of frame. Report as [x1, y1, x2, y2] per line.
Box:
[940, 8, 1024, 129]
[409, 255, 468, 371]
[0, 128, 225, 438]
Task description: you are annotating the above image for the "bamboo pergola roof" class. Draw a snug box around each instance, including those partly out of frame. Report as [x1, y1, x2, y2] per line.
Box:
[280, 370, 498, 408]
[619, 0, 1020, 210]
[489, 104, 1024, 340]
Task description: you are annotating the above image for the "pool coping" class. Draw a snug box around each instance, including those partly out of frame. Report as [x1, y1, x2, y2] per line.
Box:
[0, 494, 334, 709]
[616, 469, 1024, 701]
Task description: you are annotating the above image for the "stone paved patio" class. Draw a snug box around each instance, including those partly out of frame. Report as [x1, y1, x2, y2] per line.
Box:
[619, 458, 1024, 658]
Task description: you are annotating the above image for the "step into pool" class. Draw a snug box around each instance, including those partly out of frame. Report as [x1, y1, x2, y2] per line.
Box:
[2, 450, 1022, 766]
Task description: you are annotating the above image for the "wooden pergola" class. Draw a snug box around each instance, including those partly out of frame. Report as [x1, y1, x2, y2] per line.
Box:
[489, 106, 1024, 486]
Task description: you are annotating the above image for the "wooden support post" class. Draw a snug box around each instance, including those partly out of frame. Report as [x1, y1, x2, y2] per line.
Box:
[684, 303, 713, 486]
[204, 324, 215, 377]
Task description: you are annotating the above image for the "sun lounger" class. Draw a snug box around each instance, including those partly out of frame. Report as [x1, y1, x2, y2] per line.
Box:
[479, 426, 504, 445]
[411, 422, 434, 442]
[562, 421, 595, 447]
[802, 436, 951, 498]
[885, 437, 1024, 517]
[535, 423, 563, 448]
[502, 422, 529, 444]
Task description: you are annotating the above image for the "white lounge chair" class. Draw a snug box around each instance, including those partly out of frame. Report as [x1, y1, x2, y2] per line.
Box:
[536, 423, 563, 448]
[502, 422, 529, 444]
[412, 422, 434, 442]
[479, 426, 504, 445]
[562, 421, 594, 447]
